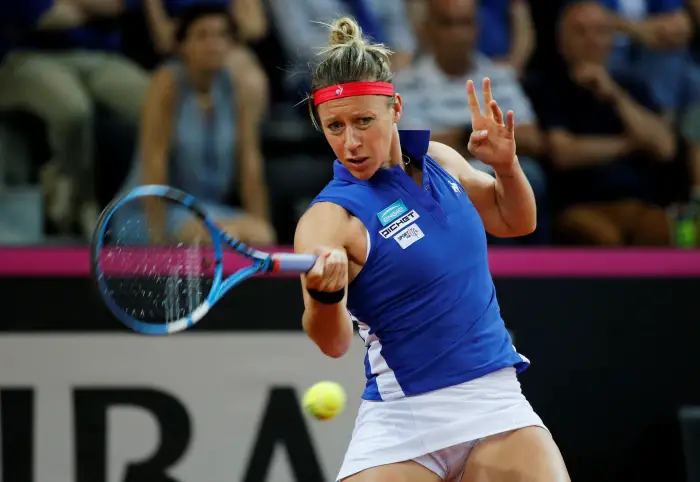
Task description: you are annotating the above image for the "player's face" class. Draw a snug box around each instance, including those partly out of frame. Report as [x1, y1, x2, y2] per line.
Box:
[318, 95, 401, 181]
[181, 15, 232, 71]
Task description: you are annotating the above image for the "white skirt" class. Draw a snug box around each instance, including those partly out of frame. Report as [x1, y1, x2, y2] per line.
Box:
[336, 367, 547, 481]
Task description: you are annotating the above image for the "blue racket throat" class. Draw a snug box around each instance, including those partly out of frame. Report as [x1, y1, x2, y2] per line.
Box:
[90, 184, 317, 335]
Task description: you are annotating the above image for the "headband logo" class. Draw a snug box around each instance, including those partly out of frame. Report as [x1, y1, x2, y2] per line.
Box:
[314, 81, 394, 106]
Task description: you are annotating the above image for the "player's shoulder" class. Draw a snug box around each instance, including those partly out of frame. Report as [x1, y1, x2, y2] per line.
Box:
[299, 200, 350, 226]
[302, 180, 354, 218]
[427, 141, 473, 183]
[427, 141, 464, 169]
[295, 200, 354, 249]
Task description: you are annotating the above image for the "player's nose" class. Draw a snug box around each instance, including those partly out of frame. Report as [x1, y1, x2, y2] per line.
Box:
[344, 127, 361, 151]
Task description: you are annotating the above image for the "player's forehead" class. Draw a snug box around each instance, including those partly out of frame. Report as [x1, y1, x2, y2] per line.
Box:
[318, 95, 388, 122]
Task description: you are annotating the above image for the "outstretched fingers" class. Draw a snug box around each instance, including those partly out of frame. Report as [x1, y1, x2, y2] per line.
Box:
[489, 100, 504, 125]
[466, 79, 483, 119]
[482, 78, 494, 119]
[506, 110, 515, 133]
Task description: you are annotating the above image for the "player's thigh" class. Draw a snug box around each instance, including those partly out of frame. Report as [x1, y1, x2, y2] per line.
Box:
[343, 460, 442, 482]
[461, 426, 570, 482]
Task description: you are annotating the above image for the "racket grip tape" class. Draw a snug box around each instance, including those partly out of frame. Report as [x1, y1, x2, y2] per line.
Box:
[272, 253, 318, 273]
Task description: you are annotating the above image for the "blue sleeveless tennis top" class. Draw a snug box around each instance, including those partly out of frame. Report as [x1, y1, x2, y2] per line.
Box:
[310, 130, 529, 401]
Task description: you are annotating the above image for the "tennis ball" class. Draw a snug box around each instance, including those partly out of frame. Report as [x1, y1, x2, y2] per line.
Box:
[302, 381, 346, 421]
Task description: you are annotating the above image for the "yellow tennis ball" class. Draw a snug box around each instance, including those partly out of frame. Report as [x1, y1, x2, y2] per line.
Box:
[302, 381, 346, 421]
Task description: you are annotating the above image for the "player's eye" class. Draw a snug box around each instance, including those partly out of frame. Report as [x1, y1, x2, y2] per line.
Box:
[327, 122, 342, 131]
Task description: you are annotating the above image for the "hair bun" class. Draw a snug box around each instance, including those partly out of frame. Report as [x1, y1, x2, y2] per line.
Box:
[329, 17, 364, 47]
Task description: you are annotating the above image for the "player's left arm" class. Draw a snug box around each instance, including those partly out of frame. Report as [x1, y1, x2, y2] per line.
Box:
[231, 52, 271, 222]
[428, 141, 536, 238]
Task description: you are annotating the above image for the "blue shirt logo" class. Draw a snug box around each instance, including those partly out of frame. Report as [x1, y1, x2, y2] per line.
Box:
[377, 200, 408, 226]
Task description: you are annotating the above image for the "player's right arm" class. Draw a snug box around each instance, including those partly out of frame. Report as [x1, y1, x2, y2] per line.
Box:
[294, 202, 355, 359]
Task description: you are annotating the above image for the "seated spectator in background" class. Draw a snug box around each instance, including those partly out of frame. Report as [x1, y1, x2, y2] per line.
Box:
[143, 0, 267, 52]
[122, 0, 269, 103]
[477, 0, 536, 78]
[601, 0, 700, 115]
[267, 0, 417, 99]
[394, 0, 549, 244]
[113, 5, 275, 245]
[0, 0, 149, 237]
[537, 1, 676, 245]
[405, 0, 429, 58]
[0, 0, 85, 33]
[677, 0, 700, 201]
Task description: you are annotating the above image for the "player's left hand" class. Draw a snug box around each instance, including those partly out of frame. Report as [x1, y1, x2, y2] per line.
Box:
[466, 78, 517, 175]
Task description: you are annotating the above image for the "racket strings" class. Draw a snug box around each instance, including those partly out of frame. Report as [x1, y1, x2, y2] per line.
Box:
[98, 197, 216, 324]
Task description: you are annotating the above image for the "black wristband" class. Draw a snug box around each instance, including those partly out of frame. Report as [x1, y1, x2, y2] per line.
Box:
[307, 287, 345, 304]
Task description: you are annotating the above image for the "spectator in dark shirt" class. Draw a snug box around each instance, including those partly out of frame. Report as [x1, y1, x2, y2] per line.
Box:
[395, 0, 549, 244]
[537, 1, 676, 245]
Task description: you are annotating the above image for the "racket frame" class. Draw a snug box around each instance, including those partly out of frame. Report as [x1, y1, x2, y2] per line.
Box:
[90, 185, 316, 335]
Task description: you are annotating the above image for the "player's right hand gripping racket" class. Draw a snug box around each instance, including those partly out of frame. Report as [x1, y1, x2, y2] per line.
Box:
[90, 185, 317, 335]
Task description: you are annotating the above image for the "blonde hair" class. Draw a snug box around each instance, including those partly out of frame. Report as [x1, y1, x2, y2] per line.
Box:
[308, 17, 395, 129]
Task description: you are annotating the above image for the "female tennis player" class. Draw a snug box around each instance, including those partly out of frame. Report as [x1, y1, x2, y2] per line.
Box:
[294, 17, 570, 482]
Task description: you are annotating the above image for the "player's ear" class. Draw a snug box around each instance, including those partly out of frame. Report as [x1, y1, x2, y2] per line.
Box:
[392, 93, 403, 124]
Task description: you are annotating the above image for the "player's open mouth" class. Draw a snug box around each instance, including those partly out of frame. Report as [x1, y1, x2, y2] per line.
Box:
[347, 157, 368, 166]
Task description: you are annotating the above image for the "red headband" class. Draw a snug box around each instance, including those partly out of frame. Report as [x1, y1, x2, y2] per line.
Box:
[313, 81, 394, 107]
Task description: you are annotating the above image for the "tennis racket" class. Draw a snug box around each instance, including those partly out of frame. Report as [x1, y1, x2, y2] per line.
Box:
[90, 185, 317, 335]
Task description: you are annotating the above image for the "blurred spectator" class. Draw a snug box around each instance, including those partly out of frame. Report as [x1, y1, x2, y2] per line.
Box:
[679, 0, 700, 203]
[602, 0, 700, 115]
[121, 0, 270, 149]
[536, 1, 676, 245]
[477, 0, 536, 78]
[0, 0, 149, 237]
[138, 0, 266, 55]
[113, 5, 275, 245]
[267, 0, 417, 100]
[394, 0, 549, 244]
[405, 0, 429, 57]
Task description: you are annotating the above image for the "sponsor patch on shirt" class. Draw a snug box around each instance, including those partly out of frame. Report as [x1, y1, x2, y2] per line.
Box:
[379, 210, 420, 239]
[394, 224, 425, 249]
[377, 200, 408, 226]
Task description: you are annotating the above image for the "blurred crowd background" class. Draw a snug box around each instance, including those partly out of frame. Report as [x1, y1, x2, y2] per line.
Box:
[1, 0, 700, 247]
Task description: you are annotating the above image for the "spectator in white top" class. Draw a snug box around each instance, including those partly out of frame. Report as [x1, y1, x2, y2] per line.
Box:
[394, 0, 549, 244]
[267, 0, 417, 98]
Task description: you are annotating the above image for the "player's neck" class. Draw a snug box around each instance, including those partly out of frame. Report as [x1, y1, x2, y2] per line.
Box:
[383, 126, 404, 169]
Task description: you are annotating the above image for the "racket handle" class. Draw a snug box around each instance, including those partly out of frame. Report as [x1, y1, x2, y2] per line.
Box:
[272, 253, 318, 273]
